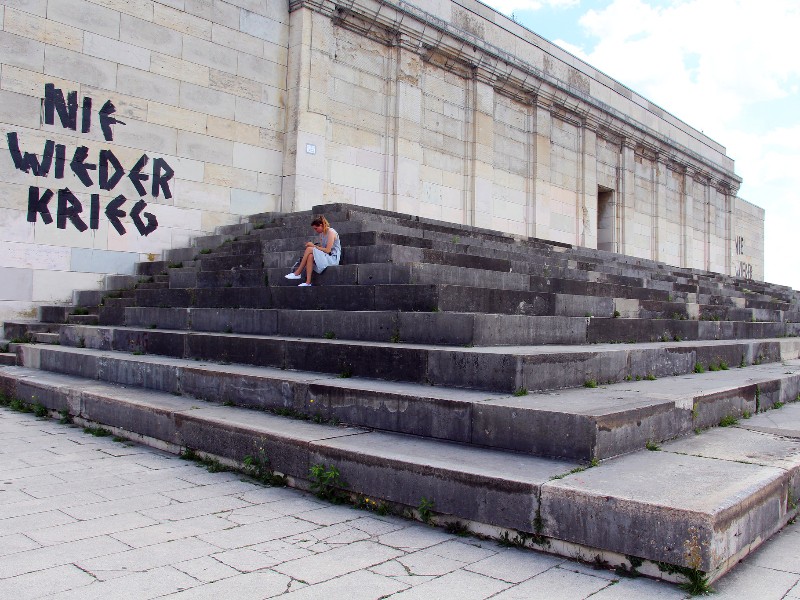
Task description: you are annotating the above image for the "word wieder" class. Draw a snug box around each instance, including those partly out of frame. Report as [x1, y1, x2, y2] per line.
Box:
[8, 84, 173, 237]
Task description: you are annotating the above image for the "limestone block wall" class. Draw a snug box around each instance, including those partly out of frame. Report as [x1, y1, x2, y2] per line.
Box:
[0, 0, 289, 321]
[286, 0, 765, 282]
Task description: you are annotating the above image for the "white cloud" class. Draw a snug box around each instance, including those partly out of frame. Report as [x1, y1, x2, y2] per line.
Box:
[483, 0, 578, 15]
[551, 0, 800, 288]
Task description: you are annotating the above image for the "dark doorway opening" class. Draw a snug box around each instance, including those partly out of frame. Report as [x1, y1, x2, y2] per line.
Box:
[597, 187, 614, 252]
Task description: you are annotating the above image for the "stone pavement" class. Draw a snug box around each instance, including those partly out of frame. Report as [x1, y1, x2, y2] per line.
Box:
[2, 408, 800, 600]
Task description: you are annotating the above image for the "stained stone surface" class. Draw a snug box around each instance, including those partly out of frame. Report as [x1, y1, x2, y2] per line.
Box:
[3, 406, 800, 599]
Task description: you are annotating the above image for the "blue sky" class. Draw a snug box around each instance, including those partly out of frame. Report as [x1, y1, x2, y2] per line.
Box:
[482, 0, 800, 290]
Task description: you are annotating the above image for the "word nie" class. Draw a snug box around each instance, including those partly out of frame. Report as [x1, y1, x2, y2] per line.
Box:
[735, 236, 745, 255]
[7, 84, 173, 237]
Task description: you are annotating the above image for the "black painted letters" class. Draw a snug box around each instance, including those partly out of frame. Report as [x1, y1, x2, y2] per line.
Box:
[11, 85, 171, 236]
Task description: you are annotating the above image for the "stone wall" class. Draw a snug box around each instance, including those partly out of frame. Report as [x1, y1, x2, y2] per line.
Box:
[0, 0, 767, 320]
[0, 0, 289, 321]
[285, 0, 764, 281]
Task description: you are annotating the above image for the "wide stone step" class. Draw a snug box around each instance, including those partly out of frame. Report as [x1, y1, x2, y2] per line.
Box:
[18, 343, 800, 461]
[3, 363, 799, 582]
[269, 263, 529, 291]
[3, 321, 61, 340]
[121, 306, 800, 347]
[54, 324, 800, 393]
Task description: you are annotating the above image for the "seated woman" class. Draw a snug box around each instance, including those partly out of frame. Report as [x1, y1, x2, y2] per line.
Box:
[285, 215, 341, 286]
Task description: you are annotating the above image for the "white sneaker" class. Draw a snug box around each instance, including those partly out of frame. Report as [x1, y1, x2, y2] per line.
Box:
[298, 282, 312, 287]
[285, 272, 301, 280]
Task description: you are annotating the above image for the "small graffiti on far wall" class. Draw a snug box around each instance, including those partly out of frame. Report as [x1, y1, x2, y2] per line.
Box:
[734, 236, 753, 280]
[7, 84, 172, 237]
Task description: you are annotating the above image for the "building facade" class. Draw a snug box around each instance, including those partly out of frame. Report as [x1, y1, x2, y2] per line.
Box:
[0, 0, 764, 321]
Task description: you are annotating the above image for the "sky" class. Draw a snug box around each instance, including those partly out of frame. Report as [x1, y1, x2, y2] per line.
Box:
[481, 0, 800, 290]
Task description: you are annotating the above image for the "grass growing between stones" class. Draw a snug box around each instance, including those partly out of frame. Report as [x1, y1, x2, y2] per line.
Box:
[417, 496, 435, 524]
[309, 463, 347, 503]
[243, 450, 288, 487]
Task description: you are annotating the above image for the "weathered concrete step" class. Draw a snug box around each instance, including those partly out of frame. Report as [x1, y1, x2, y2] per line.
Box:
[269, 263, 529, 291]
[122, 306, 799, 348]
[0, 353, 16, 365]
[124, 308, 587, 346]
[196, 269, 267, 289]
[3, 364, 797, 581]
[65, 314, 99, 326]
[3, 321, 60, 340]
[128, 282, 701, 319]
[19, 343, 800, 461]
[31, 332, 60, 344]
[54, 324, 800, 393]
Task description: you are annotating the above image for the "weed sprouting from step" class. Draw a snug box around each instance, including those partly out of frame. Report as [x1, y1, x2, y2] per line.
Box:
[444, 521, 470, 537]
[708, 363, 720, 372]
[644, 373, 657, 381]
[323, 331, 336, 340]
[180, 447, 229, 473]
[338, 367, 352, 379]
[389, 329, 401, 344]
[613, 310, 620, 318]
[418, 497, 435, 524]
[693, 362, 706, 374]
[71, 307, 90, 316]
[59, 409, 73, 424]
[673, 334, 683, 342]
[773, 401, 785, 410]
[755, 386, 761, 413]
[645, 440, 661, 451]
[719, 415, 738, 427]
[353, 496, 390, 516]
[657, 562, 713, 596]
[253, 223, 266, 230]
[84, 426, 112, 437]
[243, 451, 287, 487]
[584, 379, 598, 388]
[148, 323, 157, 329]
[624, 375, 632, 381]
[310, 464, 347, 503]
[132, 350, 145, 356]
[168, 262, 183, 269]
[497, 530, 531, 549]
[32, 403, 48, 418]
[77, 337, 86, 349]
[8, 398, 32, 413]
[513, 387, 528, 397]
[199, 248, 212, 255]
[615, 555, 643, 578]
[742, 410, 752, 419]
[719, 361, 729, 370]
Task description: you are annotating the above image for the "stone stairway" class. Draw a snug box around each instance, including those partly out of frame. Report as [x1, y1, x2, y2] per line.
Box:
[3, 203, 800, 586]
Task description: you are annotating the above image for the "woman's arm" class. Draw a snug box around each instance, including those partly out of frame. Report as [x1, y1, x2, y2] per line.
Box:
[315, 231, 336, 254]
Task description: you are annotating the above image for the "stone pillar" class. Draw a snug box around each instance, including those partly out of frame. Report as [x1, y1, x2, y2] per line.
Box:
[470, 76, 494, 229]
[703, 176, 711, 271]
[525, 100, 538, 238]
[580, 118, 598, 248]
[392, 41, 423, 216]
[682, 168, 694, 268]
[282, 8, 330, 212]
[619, 140, 636, 257]
[653, 155, 667, 261]
[533, 103, 552, 239]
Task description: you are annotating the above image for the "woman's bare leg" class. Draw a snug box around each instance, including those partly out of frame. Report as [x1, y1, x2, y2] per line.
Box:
[294, 247, 313, 275]
[304, 251, 314, 284]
